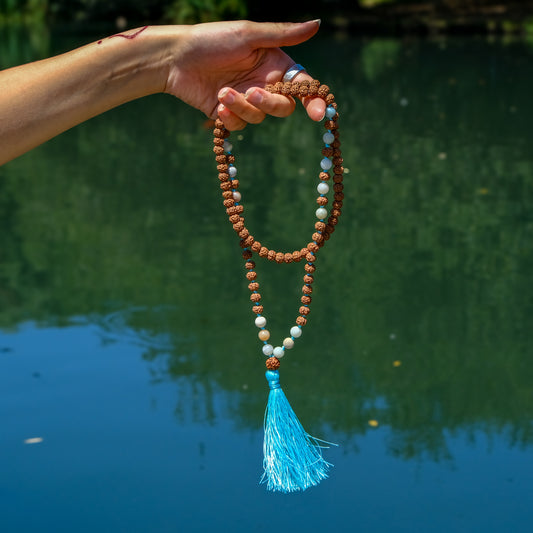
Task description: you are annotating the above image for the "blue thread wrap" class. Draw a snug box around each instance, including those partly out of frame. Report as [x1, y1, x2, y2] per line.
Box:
[261, 370, 334, 493]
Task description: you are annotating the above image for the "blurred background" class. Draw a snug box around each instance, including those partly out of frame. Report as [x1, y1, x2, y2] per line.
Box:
[1, 1, 533, 533]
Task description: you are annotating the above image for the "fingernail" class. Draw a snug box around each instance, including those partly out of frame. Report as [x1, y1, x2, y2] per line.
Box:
[245, 88, 263, 105]
[219, 88, 235, 105]
[308, 19, 321, 26]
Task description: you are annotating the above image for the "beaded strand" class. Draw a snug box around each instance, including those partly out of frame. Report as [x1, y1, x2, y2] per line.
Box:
[213, 79, 344, 370]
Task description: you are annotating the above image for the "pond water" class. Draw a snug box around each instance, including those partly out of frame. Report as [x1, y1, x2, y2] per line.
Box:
[1, 28, 533, 532]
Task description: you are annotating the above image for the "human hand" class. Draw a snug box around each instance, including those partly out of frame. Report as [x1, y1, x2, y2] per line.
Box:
[164, 20, 325, 130]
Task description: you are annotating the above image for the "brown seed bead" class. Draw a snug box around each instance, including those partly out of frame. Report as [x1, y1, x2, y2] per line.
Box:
[259, 247, 269, 258]
[292, 250, 302, 262]
[319, 172, 330, 181]
[325, 120, 337, 130]
[213, 137, 224, 146]
[318, 85, 330, 98]
[326, 94, 335, 105]
[251, 241, 261, 252]
[217, 164, 228, 172]
[307, 242, 319, 253]
[300, 247, 309, 257]
[328, 217, 339, 226]
[219, 173, 230, 182]
[304, 274, 314, 284]
[223, 199, 235, 208]
[326, 224, 335, 235]
[315, 222, 326, 232]
[238, 228, 250, 239]
[334, 183, 344, 192]
[245, 261, 255, 270]
[213, 145, 224, 155]
[284, 253, 293, 263]
[241, 235, 254, 247]
[227, 154, 235, 163]
[331, 208, 342, 218]
[333, 201, 343, 209]
[333, 174, 343, 184]
[316, 196, 328, 206]
[302, 285, 313, 295]
[334, 166, 344, 175]
[333, 157, 343, 166]
[230, 179, 239, 189]
[313, 232, 324, 244]
[298, 85, 309, 97]
[301, 295, 312, 305]
[229, 214, 241, 224]
[248, 282, 259, 291]
[215, 155, 226, 164]
[266, 357, 280, 370]
[281, 82, 292, 95]
[305, 263, 316, 273]
[274, 81, 283, 92]
[220, 182, 232, 191]
[296, 316, 307, 326]
[290, 82, 300, 96]
[275, 252, 284, 264]
[226, 205, 244, 216]
[264, 83, 274, 93]
[233, 221, 245, 232]
[242, 250, 253, 260]
[252, 305, 263, 314]
[213, 128, 225, 138]
[251, 293, 261, 303]
[322, 232, 331, 241]
[322, 147, 334, 158]
[299, 306, 311, 316]
[222, 191, 233, 199]
[267, 250, 276, 261]
[306, 252, 315, 262]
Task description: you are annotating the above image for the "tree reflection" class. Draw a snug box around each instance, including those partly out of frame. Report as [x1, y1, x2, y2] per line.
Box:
[1, 33, 532, 462]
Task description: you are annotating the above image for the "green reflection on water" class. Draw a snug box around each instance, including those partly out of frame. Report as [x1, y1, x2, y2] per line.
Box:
[1, 31, 532, 462]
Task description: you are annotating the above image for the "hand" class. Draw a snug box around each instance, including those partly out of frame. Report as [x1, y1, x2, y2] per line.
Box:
[164, 20, 325, 130]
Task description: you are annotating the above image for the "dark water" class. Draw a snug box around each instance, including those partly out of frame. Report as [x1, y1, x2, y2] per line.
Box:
[1, 28, 533, 532]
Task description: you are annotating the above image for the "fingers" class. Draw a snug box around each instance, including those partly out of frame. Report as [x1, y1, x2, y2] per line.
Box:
[248, 20, 321, 49]
[216, 74, 327, 130]
[218, 86, 298, 130]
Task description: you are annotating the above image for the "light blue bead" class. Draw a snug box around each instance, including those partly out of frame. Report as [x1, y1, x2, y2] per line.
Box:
[325, 106, 336, 119]
[323, 132, 335, 145]
[320, 158, 333, 170]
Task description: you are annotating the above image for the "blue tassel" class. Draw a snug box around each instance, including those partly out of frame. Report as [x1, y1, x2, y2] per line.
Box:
[261, 370, 334, 493]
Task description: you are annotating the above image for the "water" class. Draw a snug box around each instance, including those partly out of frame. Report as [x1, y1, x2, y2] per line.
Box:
[1, 28, 533, 532]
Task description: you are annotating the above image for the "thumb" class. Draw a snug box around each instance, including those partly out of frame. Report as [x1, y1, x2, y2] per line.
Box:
[248, 20, 321, 49]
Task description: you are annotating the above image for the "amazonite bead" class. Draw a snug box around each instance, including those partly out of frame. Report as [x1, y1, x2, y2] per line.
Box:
[262, 344, 274, 356]
[290, 326, 302, 338]
[325, 105, 337, 119]
[228, 166, 237, 178]
[283, 337, 294, 349]
[320, 158, 333, 170]
[273, 346, 285, 359]
[317, 182, 329, 195]
[255, 316, 267, 328]
[316, 207, 328, 220]
[223, 140, 233, 152]
[323, 132, 335, 145]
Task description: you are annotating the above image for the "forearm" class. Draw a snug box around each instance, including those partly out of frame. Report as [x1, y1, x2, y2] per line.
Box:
[0, 26, 178, 165]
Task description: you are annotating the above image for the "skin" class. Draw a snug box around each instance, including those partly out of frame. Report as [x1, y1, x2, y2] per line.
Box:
[0, 20, 324, 166]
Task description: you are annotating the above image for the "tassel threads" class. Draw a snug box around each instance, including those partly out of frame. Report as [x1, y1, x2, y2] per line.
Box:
[261, 370, 333, 493]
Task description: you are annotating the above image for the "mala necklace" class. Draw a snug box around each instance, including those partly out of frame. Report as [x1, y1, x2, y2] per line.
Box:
[213, 78, 344, 493]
